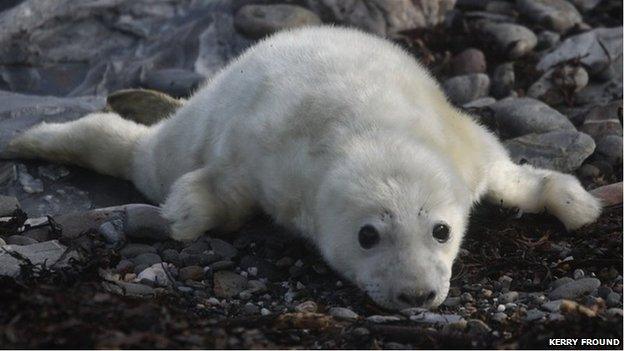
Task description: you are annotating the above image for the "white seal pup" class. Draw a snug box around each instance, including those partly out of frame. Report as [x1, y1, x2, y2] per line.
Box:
[4, 26, 601, 310]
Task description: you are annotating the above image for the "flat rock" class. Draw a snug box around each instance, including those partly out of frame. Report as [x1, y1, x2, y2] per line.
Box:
[516, 0, 583, 33]
[503, 131, 595, 172]
[124, 204, 171, 241]
[210, 238, 238, 259]
[488, 97, 575, 138]
[549, 277, 601, 300]
[120, 243, 157, 258]
[213, 271, 248, 298]
[443, 73, 490, 105]
[107, 89, 183, 126]
[5, 234, 38, 245]
[409, 312, 464, 325]
[329, 307, 359, 321]
[234, 4, 321, 39]
[537, 27, 623, 76]
[366, 315, 402, 323]
[0, 195, 19, 216]
[477, 22, 537, 59]
[179, 265, 205, 281]
[0, 240, 79, 277]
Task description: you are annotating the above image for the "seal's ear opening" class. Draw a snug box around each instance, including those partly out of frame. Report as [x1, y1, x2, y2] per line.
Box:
[358, 224, 380, 249]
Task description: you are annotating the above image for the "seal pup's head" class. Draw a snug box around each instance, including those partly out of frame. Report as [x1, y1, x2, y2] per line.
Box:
[316, 135, 471, 310]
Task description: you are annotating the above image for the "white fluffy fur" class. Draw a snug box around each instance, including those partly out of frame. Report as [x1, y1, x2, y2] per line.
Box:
[5, 26, 601, 310]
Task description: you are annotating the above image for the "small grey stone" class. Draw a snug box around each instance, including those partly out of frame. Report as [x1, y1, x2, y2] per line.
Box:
[549, 278, 601, 299]
[247, 279, 267, 293]
[115, 281, 155, 297]
[606, 292, 621, 307]
[182, 241, 210, 255]
[466, 319, 492, 334]
[504, 131, 596, 173]
[210, 239, 238, 259]
[443, 73, 490, 105]
[161, 249, 181, 265]
[516, 0, 582, 33]
[242, 302, 260, 315]
[499, 291, 520, 304]
[527, 65, 589, 105]
[442, 296, 461, 307]
[606, 308, 623, 318]
[462, 97, 496, 109]
[213, 271, 247, 298]
[409, 312, 464, 325]
[295, 300, 318, 313]
[124, 204, 170, 241]
[179, 265, 205, 281]
[210, 260, 235, 271]
[115, 259, 135, 274]
[329, 307, 359, 321]
[492, 312, 507, 322]
[133, 253, 162, 267]
[541, 299, 564, 312]
[367, 315, 402, 323]
[573, 269, 585, 280]
[524, 308, 546, 322]
[180, 252, 220, 267]
[491, 63, 515, 99]
[596, 135, 623, 166]
[550, 277, 575, 290]
[37, 164, 69, 181]
[136, 263, 172, 287]
[460, 292, 474, 303]
[0, 163, 17, 186]
[353, 327, 370, 337]
[450, 48, 487, 76]
[120, 243, 157, 258]
[478, 22, 537, 59]
[571, 0, 602, 12]
[5, 235, 38, 246]
[17, 165, 43, 194]
[488, 97, 575, 138]
[234, 4, 321, 39]
[536, 30, 560, 50]
[0, 195, 20, 217]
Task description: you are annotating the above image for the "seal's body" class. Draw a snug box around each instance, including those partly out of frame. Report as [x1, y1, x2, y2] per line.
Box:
[6, 27, 601, 310]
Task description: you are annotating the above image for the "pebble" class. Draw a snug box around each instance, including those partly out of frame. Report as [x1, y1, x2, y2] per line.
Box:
[366, 315, 402, 323]
[497, 304, 506, 312]
[524, 308, 546, 322]
[213, 271, 248, 298]
[0, 195, 20, 217]
[549, 278, 601, 299]
[450, 48, 486, 76]
[542, 299, 564, 312]
[606, 292, 621, 307]
[606, 308, 623, 318]
[161, 249, 181, 266]
[182, 241, 210, 255]
[462, 97, 496, 110]
[211, 260, 236, 271]
[491, 63, 515, 98]
[275, 256, 293, 267]
[124, 204, 170, 241]
[504, 131, 596, 173]
[180, 252, 220, 267]
[120, 243, 157, 258]
[460, 292, 474, 303]
[353, 327, 370, 337]
[573, 269, 585, 280]
[179, 265, 205, 281]
[115, 259, 134, 274]
[466, 319, 492, 334]
[247, 279, 267, 293]
[210, 239, 239, 259]
[536, 30, 560, 50]
[527, 65, 589, 105]
[442, 73, 490, 105]
[488, 97, 575, 138]
[133, 253, 162, 266]
[499, 291, 519, 304]
[17, 165, 43, 193]
[5, 235, 38, 246]
[550, 277, 574, 290]
[37, 164, 69, 181]
[114, 281, 155, 297]
[136, 263, 172, 287]
[329, 307, 359, 321]
[409, 312, 464, 325]
[492, 312, 507, 322]
[478, 22, 537, 59]
[516, 0, 582, 33]
[260, 308, 271, 316]
[442, 296, 461, 307]
[242, 302, 260, 315]
[295, 300, 318, 313]
[234, 4, 321, 39]
[0, 238, 5, 246]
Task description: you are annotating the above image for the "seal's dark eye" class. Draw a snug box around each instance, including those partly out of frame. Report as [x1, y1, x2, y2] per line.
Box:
[432, 223, 450, 243]
[358, 224, 380, 249]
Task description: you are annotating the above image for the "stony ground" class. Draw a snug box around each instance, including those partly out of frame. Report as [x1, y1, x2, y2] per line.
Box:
[0, 0, 622, 349]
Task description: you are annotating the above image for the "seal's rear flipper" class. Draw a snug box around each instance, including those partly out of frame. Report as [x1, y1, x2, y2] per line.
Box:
[4, 112, 149, 180]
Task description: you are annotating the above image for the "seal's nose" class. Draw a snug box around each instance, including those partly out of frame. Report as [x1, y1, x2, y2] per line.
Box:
[397, 290, 436, 307]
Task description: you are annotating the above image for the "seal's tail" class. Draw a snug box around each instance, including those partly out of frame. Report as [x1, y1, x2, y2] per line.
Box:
[3, 112, 149, 180]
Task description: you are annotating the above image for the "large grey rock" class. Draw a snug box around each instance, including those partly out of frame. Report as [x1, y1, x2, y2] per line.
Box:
[442, 73, 490, 105]
[549, 277, 601, 299]
[0, 240, 79, 277]
[213, 270, 248, 298]
[488, 97, 575, 138]
[516, 0, 583, 33]
[596, 135, 623, 165]
[0, 194, 19, 216]
[305, 0, 456, 37]
[477, 22, 537, 59]
[504, 131, 596, 172]
[234, 4, 321, 39]
[537, 27, 623, 77]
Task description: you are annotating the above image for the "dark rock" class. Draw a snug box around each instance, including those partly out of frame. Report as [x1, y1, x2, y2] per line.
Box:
[37, 164, 69, 181]
[536, 30, 560, 50]
[161, 249, 181, 265]
[491, 63, 514, 98]
[240, 255, 285, 281]
[180, 252, 220, 267]
[527, 65, 589, 105]
[179, 265, 205, 281]
[524, 308, 546, 322]
[477, 22, 537, 59]
[120, 243, 157, 258]
[0, 240, 79, 277]
[133, 253, 162, 266]
[0, 195, 19, 216]
[466, 319, 491, 334]
[590, 182, 623, 207]
[210, 260, 235, 271]
[182, 241, 210, 255]
[124, 204, 171, 241]
[5, 234, 37, 245]
[516, 0, 582, 33]
[213, 270, 247, 298]
[596, 135, 623, 165]
[488, 98, 575, 138]
[504, 131, 595, 172]
[210, 238, 238, 259]
[141, 69, 204, 98]
[606, 292, 621, 307]
[450, 48, 486, 76]
[98, 218, 125, 244]
[549, 277, 601, 299]
[234, 4, 321, 39]
[305, 0, 456, 37]
[115, 259, 135, 274]
[580, 101, 623, 140]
